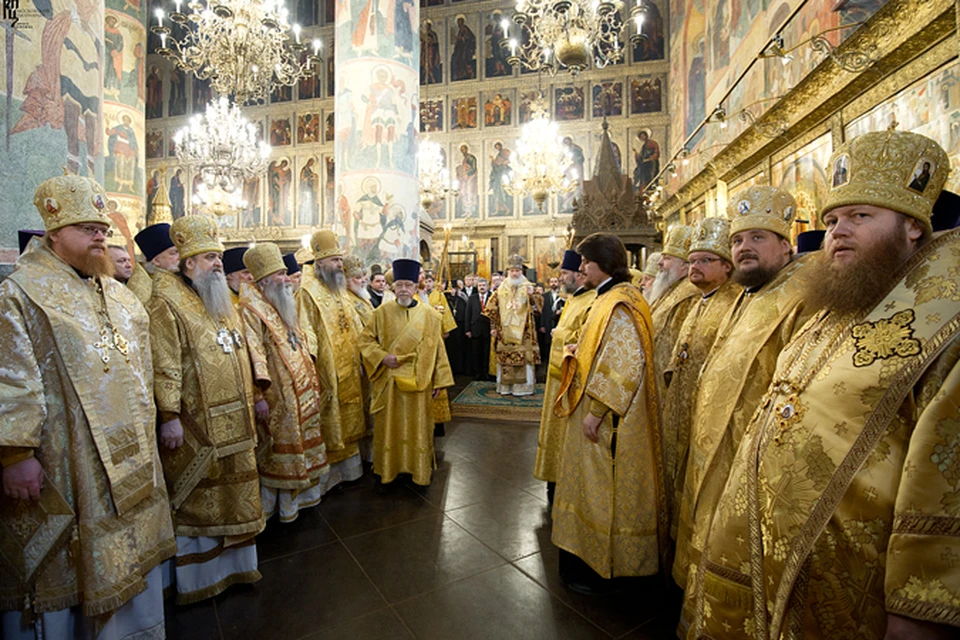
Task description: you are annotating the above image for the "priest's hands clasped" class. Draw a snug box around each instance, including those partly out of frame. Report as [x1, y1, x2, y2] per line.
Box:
[160, 418, 184, 449]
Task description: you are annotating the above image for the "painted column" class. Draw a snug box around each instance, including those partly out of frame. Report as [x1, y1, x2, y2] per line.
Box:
[102, 0, 147, 245]
[0, 0, 106, 255]
[334, 0, 420, 264]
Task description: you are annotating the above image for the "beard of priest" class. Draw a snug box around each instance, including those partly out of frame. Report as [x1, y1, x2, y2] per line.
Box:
[482, 263, 542, 396]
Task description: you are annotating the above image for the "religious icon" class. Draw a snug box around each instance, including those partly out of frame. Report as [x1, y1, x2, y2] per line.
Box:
[592, 81, 623, 118]
[104, 14, 124, 100]
[242, 177, 262, 227]
[908, 158, 934, 192]
[455, 144, 479, 219]
[554, 87, 584, 121]
[298, 55, 322, 100]
[360, 66, 406, 169]
[484, 92, 512, 127]
[192, 77, 212, 113]
[632, 1, 664, 61]
[484, 11, 511, 79]
[324, 157, 336, 225]
[169, 67, 187, 117]
[420, 99, 444, 132]
[169, 169, 186, 219]
[145, 130, 163, 159]
[299, 157, 321, 226]
[451, 97, 478, 130]
[268, 160, 293, 226]
[488, 141, 514, 217]
[558, 136, 585, 213]
[633, 129, 660, 193]
[420, 20, 443, 85]
[270, 118, 292, 146]
[146, 66, 163, 119]
[324, 113, 335, 142]
[450, 15, 477, 81]
[271, 83, 293, 104]
[394, 0, 417, 62]
[191, 174, 204, 215]
[832, 155, 850, 188]
[298, 0, 318, 26]
[630, 76, 663, 114]
[518, 90, 542, 124]
[298, 113, 321, 144]
[354, 176, 391, 249]
[106, 113, 139, 193]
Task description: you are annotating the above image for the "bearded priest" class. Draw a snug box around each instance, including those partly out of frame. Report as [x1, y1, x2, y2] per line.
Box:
[240, 242, 329, 523]
[149, 216, 264, 604]
[358, 259, 454, 487]
[483, 254, 543, 396]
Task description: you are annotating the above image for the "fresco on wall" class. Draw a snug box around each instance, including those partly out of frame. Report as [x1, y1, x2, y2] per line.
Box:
[484, 91, 513, 126]
[770, 133, 831, 236]
[105, 107, 142, 194]
[846, 60, 960, 193]
[454, 143, 480, 219]
[450, 14, 478, 81]
[592, 81, 623, 118]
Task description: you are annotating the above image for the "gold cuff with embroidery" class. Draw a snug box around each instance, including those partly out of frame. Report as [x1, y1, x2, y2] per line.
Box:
[0, 447, 36, 467]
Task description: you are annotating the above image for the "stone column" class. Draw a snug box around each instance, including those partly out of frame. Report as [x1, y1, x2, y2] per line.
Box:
[334, 0, 420, 264]
[0, 0, 107, 256]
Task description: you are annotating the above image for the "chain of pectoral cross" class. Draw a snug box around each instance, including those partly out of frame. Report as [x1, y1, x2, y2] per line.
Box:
[92, 281, 130, 372]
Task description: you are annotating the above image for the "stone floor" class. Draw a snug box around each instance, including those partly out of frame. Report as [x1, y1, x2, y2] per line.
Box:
[164, 414, 680, 639]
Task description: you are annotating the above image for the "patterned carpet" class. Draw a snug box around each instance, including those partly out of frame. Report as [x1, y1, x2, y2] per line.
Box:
[450, 381, 545, 421]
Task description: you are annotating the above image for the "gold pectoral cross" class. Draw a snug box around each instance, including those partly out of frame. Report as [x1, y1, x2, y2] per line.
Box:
[217, 328, 234, 353]
[94, 328, 113, 371]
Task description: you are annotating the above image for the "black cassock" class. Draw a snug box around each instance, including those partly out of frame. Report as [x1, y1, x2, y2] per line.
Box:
[444, 291, 469, 375]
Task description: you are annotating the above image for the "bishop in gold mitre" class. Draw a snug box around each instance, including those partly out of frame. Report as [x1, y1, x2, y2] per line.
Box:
[358, 259, 454, 487]
[660, 217, 741, 541]
[343, 255, 375, 327]
[239, 242, 329, 523]
[295, 230, 366, 486]
[691, 131, 960, 640]
[483, 254, 543, 396]
[0, 173, 175, 636]
[148, 215, 264, 604]
[552, 234, 667, 593]
[674, 185, 816, 634]
[533, 249, 596, 503]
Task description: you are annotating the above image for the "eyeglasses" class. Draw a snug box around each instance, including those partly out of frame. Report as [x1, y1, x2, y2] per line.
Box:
[73, 224, 114, 238]
[689, 257, 720, 267]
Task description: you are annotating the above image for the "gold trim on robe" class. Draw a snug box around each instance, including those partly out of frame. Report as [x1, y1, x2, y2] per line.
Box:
[692, 229, 960, 639]
[126, 262, 153, 305]
[650, 277, 700, 390]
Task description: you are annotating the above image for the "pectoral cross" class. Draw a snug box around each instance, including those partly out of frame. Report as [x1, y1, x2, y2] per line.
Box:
[94, 328, 113, 371]
[232, 329, 244, 348]
[287, 331, 302, 350]
[217, 328, 234, 353]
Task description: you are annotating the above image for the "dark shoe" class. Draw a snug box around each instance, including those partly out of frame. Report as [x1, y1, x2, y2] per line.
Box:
[546, 482, 556, 506]
[434, 423, 446, 437]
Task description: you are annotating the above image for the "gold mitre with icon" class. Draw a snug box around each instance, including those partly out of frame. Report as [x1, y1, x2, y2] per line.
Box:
[727, 185, 797, 239]
[820, 130, 949, 232]
[310, 229, 342, 260]
[243, 242, 286, 282]
[33, 173, 110, 232]
[643, 251, 662, 277]
[170, 215, 223, 259]
[689, 217, 732, 262]
[506, 253, 525, 270]
[342, 255, 364, 278]
[661, 225, 693, 260]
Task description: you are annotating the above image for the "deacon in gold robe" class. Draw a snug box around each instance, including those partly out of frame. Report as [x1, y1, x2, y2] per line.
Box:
[128, 222, 180, 304]
[296, 230, 365, 486]
[149, 215, 264, 604]
[344, 255, 375, 460]
[239, 243, 329, 523]
[660, 218, 741, 539]
[692, 131, 960, 640]
[1, 175, 175, 637]
[534, 249, 596, 504]
[483, 255, 543, 396]
[650, 226, 700, 389]
[552, 234, 667, 594]
[675, 186, 814, 631]
[358, 259, 454, 486]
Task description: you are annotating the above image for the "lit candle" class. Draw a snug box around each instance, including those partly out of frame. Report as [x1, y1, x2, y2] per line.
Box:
[312, 38, 322, 55]
[155, 7, 164, 26]
[174, 0, 182, 12]
[293, 23, 301, 43]
[160, 32, 167, 48]
[509, 38, 517, 55]
[500, 19, 509, 34]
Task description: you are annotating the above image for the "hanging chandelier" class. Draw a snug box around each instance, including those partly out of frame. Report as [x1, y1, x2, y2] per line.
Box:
[504, 0, 648, 75]
[152, 0, 321, 104]
[196, 183, 247, 217]
[503, 96, 575, 211]
[418, 139, 459, 212]
[174, 96, 271, 194]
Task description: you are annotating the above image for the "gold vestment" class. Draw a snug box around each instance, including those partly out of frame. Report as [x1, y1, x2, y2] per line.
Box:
[348, 289, 375, 328]
[358, 300, 454, 485]
[149, 270, 264, 538]
[426, 289, 455, 422]
[239, 283, 328, 490]
[692, 229, 960, 639]
[483, 283, 543, 383]
[295, 274, 365, 463]
[0, 245, 175, 616]
[552, 283, 667, 577]
[675, 258, 814, 628]
[127, 262, 153, 305]
[651, 278, 700, 390]
[661, 280, 742, 537]
[534, 288, 596, 483]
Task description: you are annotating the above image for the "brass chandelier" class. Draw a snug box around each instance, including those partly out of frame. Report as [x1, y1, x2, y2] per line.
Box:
[418, 139, 459, 212]
[173, 96, 271, 196]
[503, 95, 575, 211]
[152, 0, 321, 104]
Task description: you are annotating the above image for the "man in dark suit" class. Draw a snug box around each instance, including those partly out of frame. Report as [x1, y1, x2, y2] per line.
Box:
[445, 280, 469, 374]
[465, 277, 492, 380]
[539, 276, 561, 376]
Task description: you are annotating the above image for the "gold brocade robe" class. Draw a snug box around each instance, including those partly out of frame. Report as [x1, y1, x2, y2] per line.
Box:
[149, 270, 264, 538]
[239, 283, 328, 490]
[426, 289, 456, 422]
[127, 262, 153, 305]
[651, 278, 700, 393]
[534, 288, 596, 483]
[0, 245, 175, 616]
[552, 283, 667, 578]
[296, 275, 365, 464]
[661, 279, 742, 538]
[692, 229, 960, 640]
[483, 284, 543, 382]
[348, 289, 375, 328]
[358, 300, 454, 485]
[675, 258, 814, 621]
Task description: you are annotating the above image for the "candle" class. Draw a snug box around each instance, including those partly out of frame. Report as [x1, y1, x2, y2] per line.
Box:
[155, 7, 164, 25]
[312, 38, 322, 55]
[293, 23, 301, 43]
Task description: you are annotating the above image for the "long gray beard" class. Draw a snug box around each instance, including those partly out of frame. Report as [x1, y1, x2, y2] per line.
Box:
[193, 270, 236, 322]
[647, 268, 682, 304]
[261, 279, 299, 331]
[349, 282, 371, 302]
[562, 279, 577, 294]
[316, 263, 345, 293]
